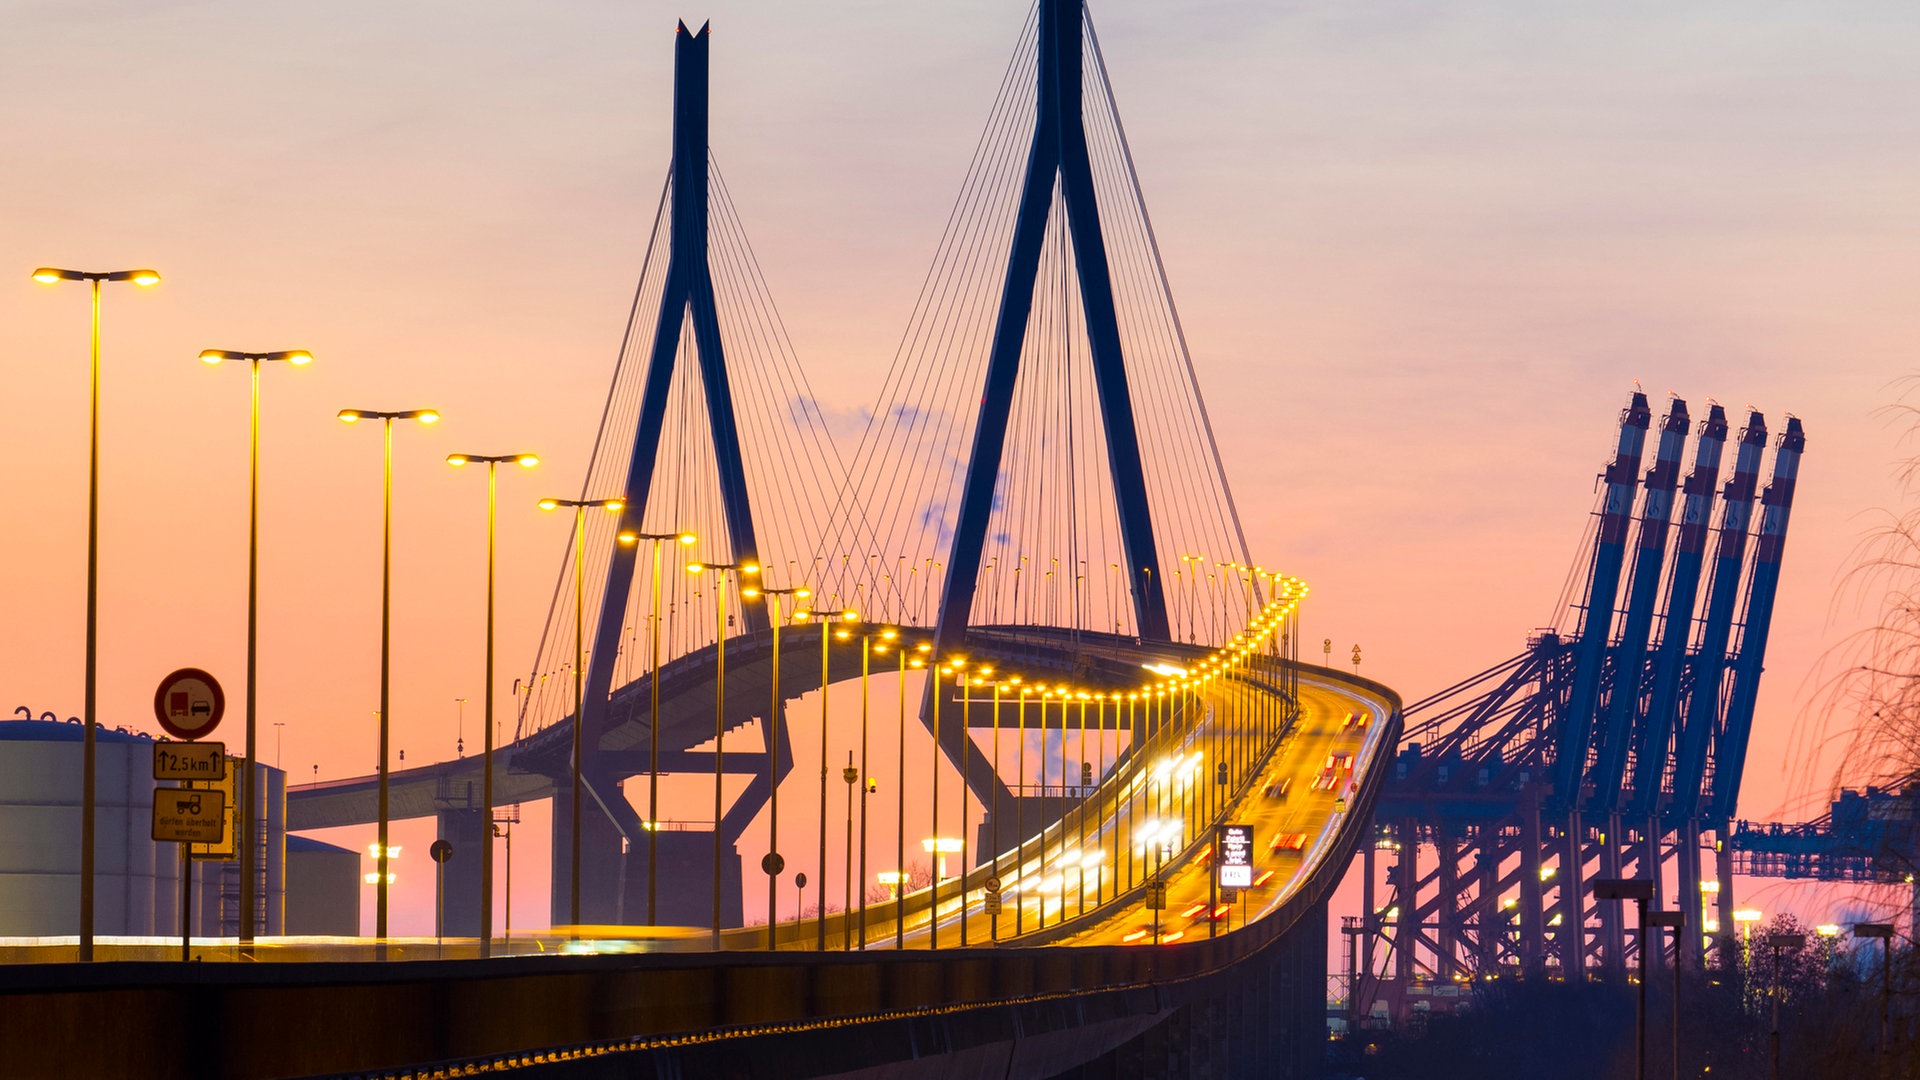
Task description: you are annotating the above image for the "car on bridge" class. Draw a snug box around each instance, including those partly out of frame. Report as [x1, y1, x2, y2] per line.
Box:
[1263, 775, 1292, 800]
[1270, 831, 1307, 853]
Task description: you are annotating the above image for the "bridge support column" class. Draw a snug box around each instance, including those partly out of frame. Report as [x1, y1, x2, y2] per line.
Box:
[620, 830, 742, 929]
[978, 795, 1070, 862]
[550, 786, 625, 927]
[435, 805, 485, 937]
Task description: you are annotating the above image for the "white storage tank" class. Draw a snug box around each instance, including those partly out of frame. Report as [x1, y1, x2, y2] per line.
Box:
[0, 715, 285, 937]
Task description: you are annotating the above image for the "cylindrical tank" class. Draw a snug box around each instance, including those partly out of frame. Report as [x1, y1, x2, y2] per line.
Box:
[0, 718, 286, 938]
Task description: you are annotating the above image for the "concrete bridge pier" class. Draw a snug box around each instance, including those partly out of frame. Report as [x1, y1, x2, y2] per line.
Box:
[622, 830, 743, 928]
[550, 786, 626, 926]
[976, 795, 1076, 863]
[433, 804, 485, 936]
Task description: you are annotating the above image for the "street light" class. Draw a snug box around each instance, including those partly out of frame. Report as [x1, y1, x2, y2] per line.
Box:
[930, 657, 960, 947]
[958, 663, 993, 945]
[445, 451, 538, 957]
[794, 605, 858, 950]
[841, 622, 898, 949]
[741, 577, 806, 949]
[618, 529, 697, 926]
[1592, 880, 1654, 1080]
[1765, 932, 1806, 1080]
[1644, 909, 1686, 1080]
[539, 494, 626, 932]
[842, 750, 857, 950]
[34, 266, 159, 961]
[1855, 922, 1894, 1067]
[200, 348, 312, 949]
[687, 557, 760, 948]
[339, 406, 440, 947]
[897, 640, 930, 949]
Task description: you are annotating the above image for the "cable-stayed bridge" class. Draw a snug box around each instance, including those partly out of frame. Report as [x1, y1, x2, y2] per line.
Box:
[15, 4, 1398, 1077]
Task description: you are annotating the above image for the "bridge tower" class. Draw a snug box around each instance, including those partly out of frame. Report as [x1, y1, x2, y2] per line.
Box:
[559, 21, 771, 926]
[934, 0, 1173, 650]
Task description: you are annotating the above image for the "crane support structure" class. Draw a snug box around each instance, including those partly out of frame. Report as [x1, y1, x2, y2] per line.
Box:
[1551, 392, 1650, 806]
[1670, 412, 1767, 817]
[1711, 417, 1805, 825]
[1590, 399, 1690, 812]
[1630, 403, 1728, 818]
[1357, 392, 1808, 1019]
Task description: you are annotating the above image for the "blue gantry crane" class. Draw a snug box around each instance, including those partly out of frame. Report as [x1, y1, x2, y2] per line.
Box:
[1353, 394, 1806, 1022]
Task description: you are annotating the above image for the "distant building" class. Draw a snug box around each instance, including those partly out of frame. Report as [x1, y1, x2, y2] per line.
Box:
[285, 835, 359, 935]
[0, 716, 286, 937]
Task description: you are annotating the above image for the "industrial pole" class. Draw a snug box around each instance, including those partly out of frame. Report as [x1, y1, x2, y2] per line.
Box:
[1855, 923, 1893, 1069]
[1593, 879, 1654, 1080]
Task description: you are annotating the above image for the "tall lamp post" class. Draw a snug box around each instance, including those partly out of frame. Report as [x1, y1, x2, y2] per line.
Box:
[687, 558, 760, 948]
[446, 451, 539, 958]
[794, 606, 859, 950]
[1854, 922, 1894, 1066]
[1766, 932, 1806, 1080]
[742, 579, 807, 949]
[201, 348, 313, 950]
[898, 640, 930, 948]
[1644, 909, 1685, 1080]
[622, 530, 698, 925]
[846, 624, 898, 949]
[538, 495, 627, 932]
[339, 406, 441, 947]
[33, 266, 159, 960]
[1593, 878, 1655, 1080]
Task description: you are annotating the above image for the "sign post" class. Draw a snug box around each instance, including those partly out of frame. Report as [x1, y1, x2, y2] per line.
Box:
[153, 668, 226, 962]
[984, 875, 1003, 940]
[1214, 824, 1253, 940]
[431, 839, 454, 957]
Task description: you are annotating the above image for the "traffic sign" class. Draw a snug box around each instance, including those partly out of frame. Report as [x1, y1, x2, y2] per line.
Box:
[762, 852, 786, 876]
[430, 839, 454, 864]
[1216, 823, 1254, 889]
[984, 893, 1003, 915]
[153, 668, 225, 740]
[1146, 882, 1168, 910]
[190, 762, 238, 862]
[154, 741, 226, 781]
[984, 875, 1002, 894]
[795, 872, 808, 890]
[153, 787, 227, 844]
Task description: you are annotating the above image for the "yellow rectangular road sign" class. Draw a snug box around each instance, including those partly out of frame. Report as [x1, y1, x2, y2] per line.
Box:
[152, 787, 227, 844]
[153, 741, 226, 781]
[189, 759, 240, 861]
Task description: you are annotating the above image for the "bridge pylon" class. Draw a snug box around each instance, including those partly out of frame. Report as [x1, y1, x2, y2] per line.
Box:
[934, 0, 1173, 650]
[559, 21, 772, 927]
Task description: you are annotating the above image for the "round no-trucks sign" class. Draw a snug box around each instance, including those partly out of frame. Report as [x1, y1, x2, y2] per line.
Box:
[153, 668, 225, 740]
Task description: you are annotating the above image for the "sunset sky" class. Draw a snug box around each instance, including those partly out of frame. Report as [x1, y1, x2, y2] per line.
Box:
[5, 1, 1920, 933]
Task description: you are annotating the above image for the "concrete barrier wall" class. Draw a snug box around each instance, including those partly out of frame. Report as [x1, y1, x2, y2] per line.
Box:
[0, 688, 1398, 1080]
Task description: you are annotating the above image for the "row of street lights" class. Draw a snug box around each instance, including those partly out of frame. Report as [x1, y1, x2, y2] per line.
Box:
[757, 577, 1301, 952]
[32, 264, 643, 958]
[35, 264, 1311, 957]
